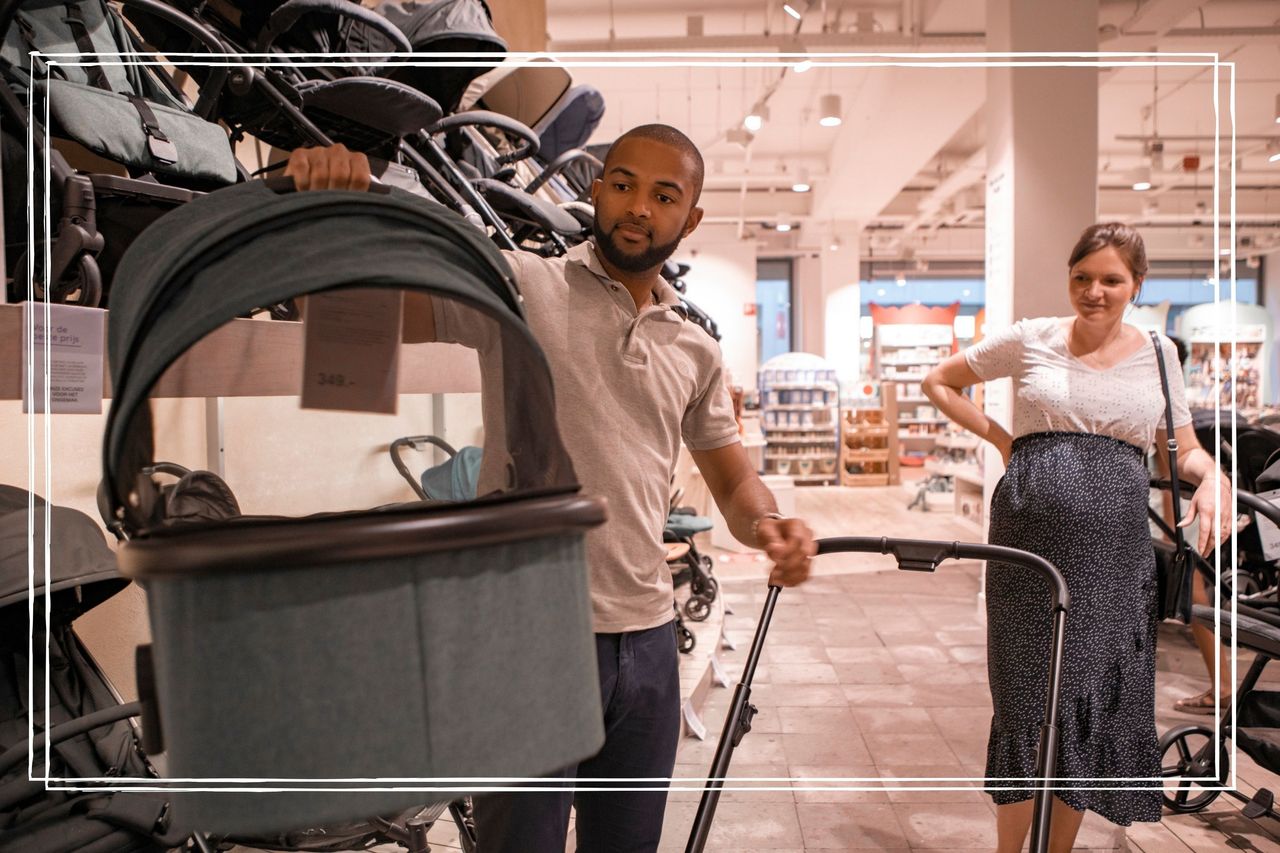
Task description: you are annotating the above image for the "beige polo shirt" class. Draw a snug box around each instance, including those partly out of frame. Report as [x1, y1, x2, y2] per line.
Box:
[434, 241, 740, 633]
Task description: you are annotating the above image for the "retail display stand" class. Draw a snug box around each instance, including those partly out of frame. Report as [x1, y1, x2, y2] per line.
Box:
[1179, 300, 1272, 414]
[758, 352, 839, 486]
[839, 381, 900, 486]
[874, 321, 953, 462]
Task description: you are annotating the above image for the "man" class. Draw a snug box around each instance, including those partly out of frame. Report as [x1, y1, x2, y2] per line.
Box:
[287, 128, 816, 852]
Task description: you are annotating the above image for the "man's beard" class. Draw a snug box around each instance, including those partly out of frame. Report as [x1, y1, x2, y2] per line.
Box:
[592, 217, 683, 274]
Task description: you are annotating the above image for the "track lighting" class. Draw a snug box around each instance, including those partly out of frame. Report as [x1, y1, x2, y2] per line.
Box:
[818, 93, 842, 127]
[783, 0, 812, 21]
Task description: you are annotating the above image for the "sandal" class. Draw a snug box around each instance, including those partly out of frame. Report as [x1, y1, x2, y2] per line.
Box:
[1173, 689, 1230, 715]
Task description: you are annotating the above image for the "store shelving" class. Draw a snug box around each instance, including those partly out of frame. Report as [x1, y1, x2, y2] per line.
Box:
[839, 381, 899, 487]
[759, 354, 839, 486]
[873, 323, 954, 463]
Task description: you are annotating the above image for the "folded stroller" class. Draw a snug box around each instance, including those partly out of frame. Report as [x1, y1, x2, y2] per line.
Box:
[0, 0, 247, 305]
[1157, 481, 1280, 820]
[99, 178, 607, 837]
[0, 483, 198, 853]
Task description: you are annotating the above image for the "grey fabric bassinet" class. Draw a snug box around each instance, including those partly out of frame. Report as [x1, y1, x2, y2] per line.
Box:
[100, 180, 606, 835]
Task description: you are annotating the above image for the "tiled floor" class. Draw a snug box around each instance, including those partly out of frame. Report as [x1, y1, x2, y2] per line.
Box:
[244, 481, 1280, 852]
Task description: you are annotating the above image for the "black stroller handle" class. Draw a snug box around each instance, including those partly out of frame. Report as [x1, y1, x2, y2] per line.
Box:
[390, 434, 458, 501]
[1151, 477, 1280, 528]
[427, 110, 541, 166]
[525, 147, 603, 196]
[261, 175, 391, 194]
[687, 536, 1069, 853]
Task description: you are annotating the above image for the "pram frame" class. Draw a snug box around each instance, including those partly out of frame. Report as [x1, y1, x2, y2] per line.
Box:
[686, 536, 1070, 853]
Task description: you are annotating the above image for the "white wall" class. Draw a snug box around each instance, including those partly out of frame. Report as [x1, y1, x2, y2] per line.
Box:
[673, 224, 760, 390]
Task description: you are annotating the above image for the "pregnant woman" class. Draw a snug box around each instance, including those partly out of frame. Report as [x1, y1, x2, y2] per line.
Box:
[922, 223, 1234, 852]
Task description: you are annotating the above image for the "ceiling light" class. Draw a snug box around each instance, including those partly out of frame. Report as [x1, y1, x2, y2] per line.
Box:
[1274, 92, 1280, 124]
[962, 288, 971, 297]
[895, 275, 906, 287]
[1129, 165, 1152, 191]
[877, 288, 886, 297]
[818, 93, 842, 127]
[792, 167, 811, 193]
[829, 236, 841, 251]
[1267, 139, 1280, 163]
[744, 101, 769, 133]
[776, 222, 792, 232]
[794, 59, 813, 73]
[783, 1, 809, 21]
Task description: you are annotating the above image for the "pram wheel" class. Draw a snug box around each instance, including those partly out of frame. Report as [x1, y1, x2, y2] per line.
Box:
[677, 620, 696, 654]
[1160, 724, 1227, 813]
[683, 594, 712, 622]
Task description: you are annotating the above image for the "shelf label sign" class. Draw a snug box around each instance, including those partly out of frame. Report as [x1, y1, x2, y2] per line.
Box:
[301, 289, 402, 414]
[22, 302, 105, 414]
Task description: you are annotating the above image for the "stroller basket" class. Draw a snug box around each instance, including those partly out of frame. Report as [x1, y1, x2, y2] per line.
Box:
[100, 179, 605, 835]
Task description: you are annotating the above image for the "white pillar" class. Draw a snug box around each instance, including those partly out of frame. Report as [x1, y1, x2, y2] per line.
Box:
[983, 0, 1099, 506]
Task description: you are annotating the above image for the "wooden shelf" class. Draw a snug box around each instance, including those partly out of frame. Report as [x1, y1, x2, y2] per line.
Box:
[0, 305, 481, 400]
[844, 449, 890, 462]
[841, 472, 890, 486]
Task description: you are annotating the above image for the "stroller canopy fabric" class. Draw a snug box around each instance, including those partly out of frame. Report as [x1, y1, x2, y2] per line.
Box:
[102, 180, 569, 531]
[0, 484, 124, 615]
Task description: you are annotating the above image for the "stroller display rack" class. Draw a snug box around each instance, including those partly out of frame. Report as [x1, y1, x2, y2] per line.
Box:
[686, 536, 1070, 853]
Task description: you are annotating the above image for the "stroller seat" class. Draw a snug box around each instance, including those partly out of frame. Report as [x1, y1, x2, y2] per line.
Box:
[666, 514, 713, 539]
[296, 76, 443, 146]
[474, 177, 582, 235]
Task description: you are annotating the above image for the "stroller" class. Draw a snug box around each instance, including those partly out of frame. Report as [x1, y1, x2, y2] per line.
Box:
[664, 485, 720, 623]
[99, 178, 608, 837]
[0, 483, 199, 852]
[0, 0, 248, 305]
[686, 537, 1071, 853]
[1156, 483, 1280, 820]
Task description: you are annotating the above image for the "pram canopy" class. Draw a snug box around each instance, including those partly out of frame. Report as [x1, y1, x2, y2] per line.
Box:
[102, 179, 554, 527]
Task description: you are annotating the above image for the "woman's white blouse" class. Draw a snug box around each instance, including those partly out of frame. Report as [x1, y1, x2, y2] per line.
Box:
[964, 316, 1193, 451]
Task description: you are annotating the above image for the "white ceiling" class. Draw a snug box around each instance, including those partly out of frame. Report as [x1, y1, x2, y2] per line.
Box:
[542, 0, 1280, 260]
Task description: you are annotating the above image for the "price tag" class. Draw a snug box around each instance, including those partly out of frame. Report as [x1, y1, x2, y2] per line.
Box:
[1257, 488, 1280, 562]
[22, 302, 106, 414]
[300, 289, 402, 414]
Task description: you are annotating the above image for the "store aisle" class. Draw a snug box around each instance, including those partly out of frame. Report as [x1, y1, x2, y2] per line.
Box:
[659, 485, 1280, 852]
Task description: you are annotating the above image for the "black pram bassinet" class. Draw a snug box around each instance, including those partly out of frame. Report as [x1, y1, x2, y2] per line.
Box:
[100, 179, 607, 836]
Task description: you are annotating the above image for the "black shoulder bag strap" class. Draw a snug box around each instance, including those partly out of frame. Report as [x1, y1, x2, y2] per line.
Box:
[1151, 331, 1187, 551]
[63, 4, 112, 91]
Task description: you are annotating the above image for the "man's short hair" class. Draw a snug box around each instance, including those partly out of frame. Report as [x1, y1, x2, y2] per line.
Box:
[603, 124, 705, 204]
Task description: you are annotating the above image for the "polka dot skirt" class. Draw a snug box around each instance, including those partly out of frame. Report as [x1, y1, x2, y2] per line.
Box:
[984, 431, 1162, 826]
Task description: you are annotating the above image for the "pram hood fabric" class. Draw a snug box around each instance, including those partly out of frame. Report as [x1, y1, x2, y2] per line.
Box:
[0, 484, 124, 615]
[102, 179, 568, 531]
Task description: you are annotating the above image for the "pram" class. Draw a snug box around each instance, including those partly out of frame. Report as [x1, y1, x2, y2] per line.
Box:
[685, 536, 1071, 853]
[664, 486, 719, 623]
[99, 177, 607, 837]
[0, 0, 249, 306]
[1157, 484, 1280, 820]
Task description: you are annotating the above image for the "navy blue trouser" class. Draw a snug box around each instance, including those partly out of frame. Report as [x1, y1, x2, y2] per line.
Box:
[473, 620, 681, 853]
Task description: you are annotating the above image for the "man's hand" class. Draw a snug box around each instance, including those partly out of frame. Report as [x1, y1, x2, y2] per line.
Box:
[756, 516, 817, 587]
[283, 143, 371, 192]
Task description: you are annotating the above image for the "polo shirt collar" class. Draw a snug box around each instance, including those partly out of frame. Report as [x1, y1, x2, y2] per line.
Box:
[568, 241, 686, 312]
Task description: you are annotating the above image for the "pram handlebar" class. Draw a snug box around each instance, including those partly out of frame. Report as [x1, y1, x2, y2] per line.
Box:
[816, 536, 1070, 612]
[389, 434, 457, 501]
[427, 110, 540, 166]
[1151, 476, 1280, 528]
[261, 175, 391, 194]
[687, 536, 1069, 853]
